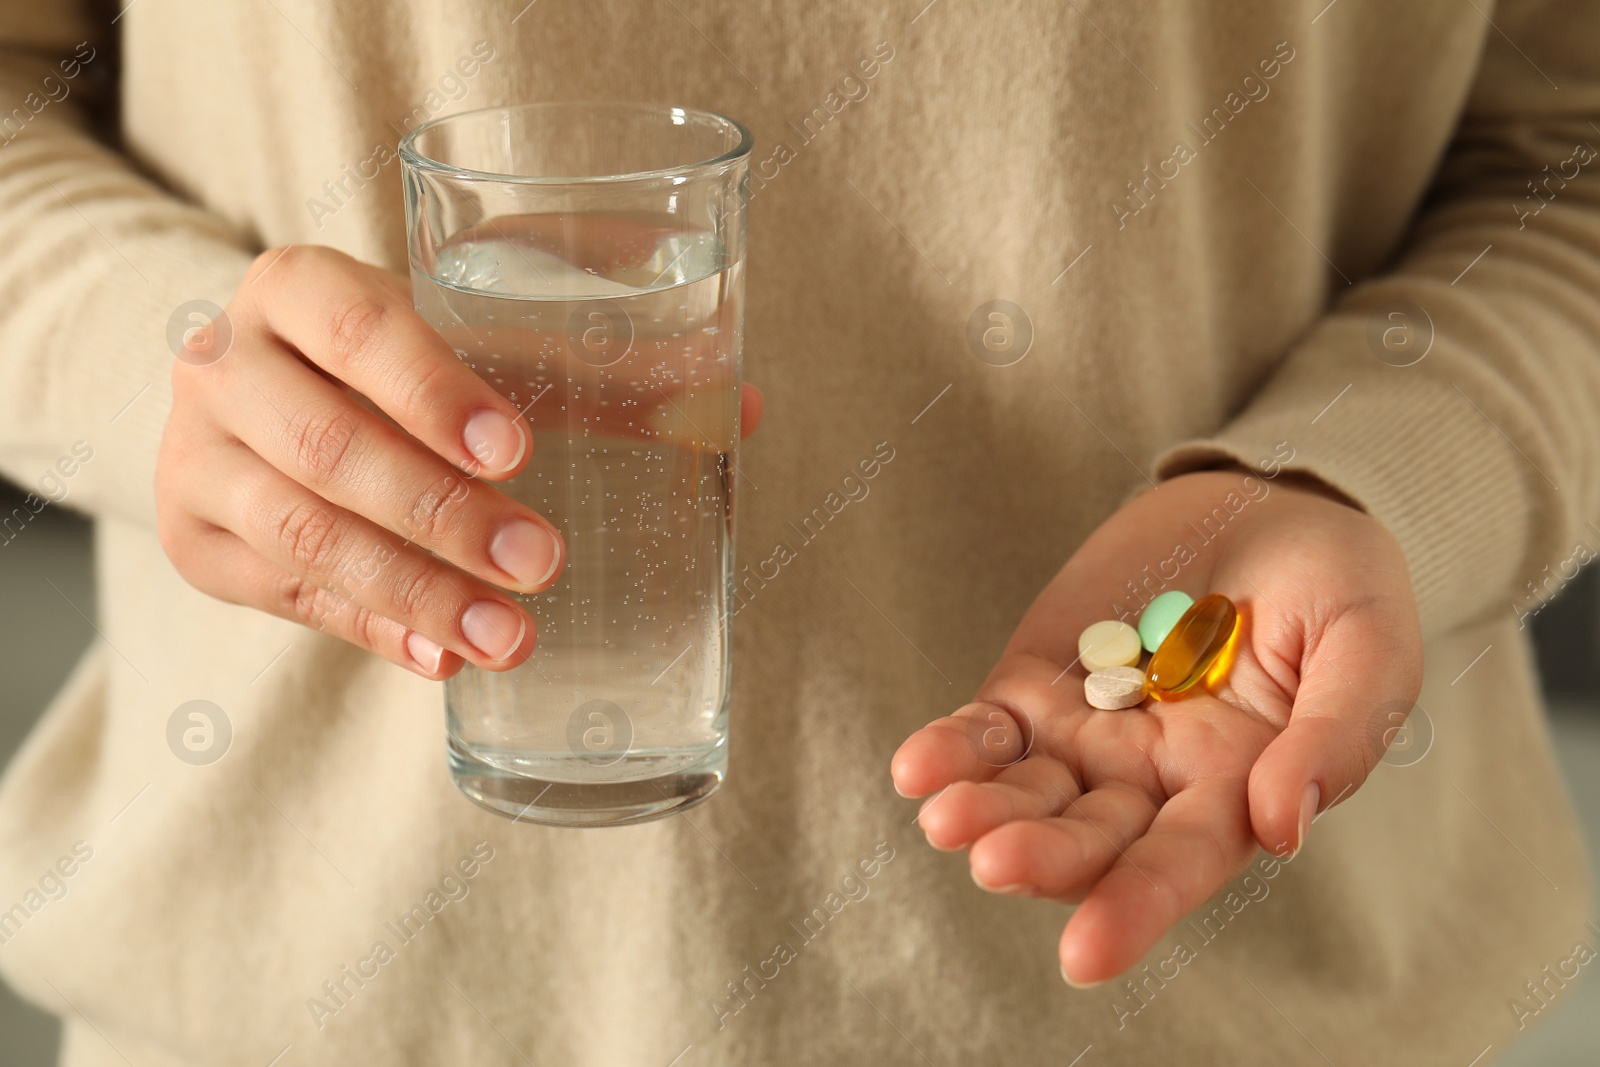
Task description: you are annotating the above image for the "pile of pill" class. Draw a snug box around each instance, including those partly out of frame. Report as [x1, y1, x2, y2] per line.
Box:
[1075, 591, 1239, 710]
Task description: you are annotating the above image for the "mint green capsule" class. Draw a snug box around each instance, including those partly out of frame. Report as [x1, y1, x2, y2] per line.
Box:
[1138, 590, 1195, 653]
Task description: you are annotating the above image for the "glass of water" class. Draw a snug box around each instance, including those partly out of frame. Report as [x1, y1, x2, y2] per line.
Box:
[400, 103, 752, 826]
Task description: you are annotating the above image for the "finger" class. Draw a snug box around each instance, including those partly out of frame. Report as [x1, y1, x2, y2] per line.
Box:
[969, 784, 1161, 901]
[210, 338, 563, 593]
[1246, 608, 1422, 858]
[916, 755, 1081, 850]
[169, 517, 464, 679]
[427, 318, 738, 449]
[241, 245, 532, 479]
[193, 442, 536, 670]
[893, 646, 1086, 800]
[1059, 775, 1255, 987]
[891, 700, 1032, 799]
[740, 384, 764, 437]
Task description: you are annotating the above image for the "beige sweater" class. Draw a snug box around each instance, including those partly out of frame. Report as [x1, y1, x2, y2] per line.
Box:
[0, 1, 1596, 1063]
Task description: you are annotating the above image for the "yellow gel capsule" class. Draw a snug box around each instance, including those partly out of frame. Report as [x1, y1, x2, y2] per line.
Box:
[1147, 593, 1239, 699]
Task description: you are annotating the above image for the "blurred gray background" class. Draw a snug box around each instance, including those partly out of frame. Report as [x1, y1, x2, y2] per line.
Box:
[1, 484, 1597, 1064]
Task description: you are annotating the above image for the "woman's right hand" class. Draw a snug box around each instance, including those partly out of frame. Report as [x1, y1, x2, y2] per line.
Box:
[156, 245, 565, 680]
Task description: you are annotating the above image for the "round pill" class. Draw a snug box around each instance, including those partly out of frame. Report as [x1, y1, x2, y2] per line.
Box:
[1077, 620, 1142, 673]
[1137, 590, 1195, 653]
[1084, 666, 1148, 710]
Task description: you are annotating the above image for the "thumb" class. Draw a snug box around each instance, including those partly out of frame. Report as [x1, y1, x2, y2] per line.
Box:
[1246, 610, 1422, 857]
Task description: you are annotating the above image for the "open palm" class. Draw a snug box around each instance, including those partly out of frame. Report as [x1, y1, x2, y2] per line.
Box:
[889, 469, 1422, 986]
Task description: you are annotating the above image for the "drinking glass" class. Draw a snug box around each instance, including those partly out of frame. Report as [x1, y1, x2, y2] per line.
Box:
[400, 103, 752, 826]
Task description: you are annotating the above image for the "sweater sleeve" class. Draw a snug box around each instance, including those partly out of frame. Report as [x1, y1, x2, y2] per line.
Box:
[0, 6, 257, 533]
[1154, 0, 1600, 638]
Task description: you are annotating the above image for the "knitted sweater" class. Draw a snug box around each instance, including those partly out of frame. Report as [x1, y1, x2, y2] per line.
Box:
[0, 1, 1595, 1063]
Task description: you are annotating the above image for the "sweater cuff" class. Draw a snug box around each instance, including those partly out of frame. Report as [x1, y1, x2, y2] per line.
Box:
[1152, 314, 1546, 638]
[5, 229, 255, 533]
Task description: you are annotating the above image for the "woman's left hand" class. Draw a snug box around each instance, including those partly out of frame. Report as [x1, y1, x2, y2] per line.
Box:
[889, 468, 1423, 986]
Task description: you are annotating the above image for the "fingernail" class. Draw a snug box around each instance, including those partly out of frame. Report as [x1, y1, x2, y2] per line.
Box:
[490, 519, 562, 588]
[971, 868, 1030, 895]
[1297, 782, 1320, 855]
[406, 631, 444, 674]
[463, 410, 527, 474]
[1062, 965, 1106, 990]
[461, 600, 527, 661]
